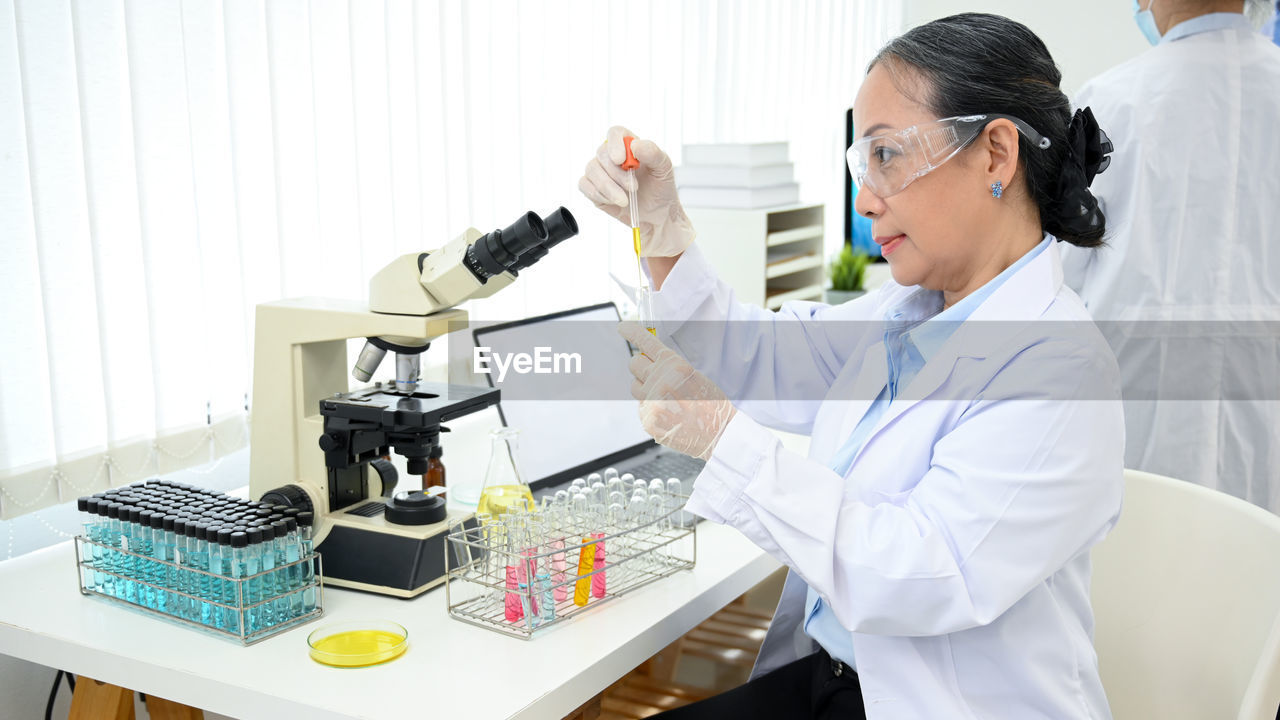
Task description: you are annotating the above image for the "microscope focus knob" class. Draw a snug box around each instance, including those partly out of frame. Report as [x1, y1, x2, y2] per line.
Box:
[318, 433, 344, 452]
[259, 484, 314, 514]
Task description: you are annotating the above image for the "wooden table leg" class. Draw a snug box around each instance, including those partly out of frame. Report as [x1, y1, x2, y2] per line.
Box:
[66, 676, 204, 720]
[68, 677, 135, 720]
[146, 694, 205, 720]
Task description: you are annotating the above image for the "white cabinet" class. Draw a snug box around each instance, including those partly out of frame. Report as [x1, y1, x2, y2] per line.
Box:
[685, 203, 825, 309]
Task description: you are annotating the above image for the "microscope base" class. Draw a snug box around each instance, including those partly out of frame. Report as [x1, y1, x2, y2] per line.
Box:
[317, 507, 476, 598]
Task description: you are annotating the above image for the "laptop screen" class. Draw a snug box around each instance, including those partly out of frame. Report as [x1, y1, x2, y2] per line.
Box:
[471, 303, 653, 488]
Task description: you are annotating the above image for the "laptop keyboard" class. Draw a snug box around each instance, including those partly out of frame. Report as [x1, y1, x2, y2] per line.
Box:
[628, 453, 706, 482]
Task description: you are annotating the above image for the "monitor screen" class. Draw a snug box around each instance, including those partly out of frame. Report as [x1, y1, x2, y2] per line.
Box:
[471, 303, 652, 487]
[845, 108, 879, 258]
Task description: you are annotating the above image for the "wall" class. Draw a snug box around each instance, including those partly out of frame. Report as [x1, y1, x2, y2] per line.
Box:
[903, 0, 1150, 97]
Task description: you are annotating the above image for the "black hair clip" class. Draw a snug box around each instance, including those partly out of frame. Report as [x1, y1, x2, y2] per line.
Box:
[1052, 107, 1113, 236]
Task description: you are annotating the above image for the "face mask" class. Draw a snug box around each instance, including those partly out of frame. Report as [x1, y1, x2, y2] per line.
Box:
[1132, 0, 1162, 45]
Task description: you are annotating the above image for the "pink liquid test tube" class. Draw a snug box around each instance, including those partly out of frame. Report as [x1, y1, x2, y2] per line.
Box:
[504, 566, 522, 622]
[591, 532, 607, 598]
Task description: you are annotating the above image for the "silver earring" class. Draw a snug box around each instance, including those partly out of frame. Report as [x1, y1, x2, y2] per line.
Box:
[990, 180, 1003, 199]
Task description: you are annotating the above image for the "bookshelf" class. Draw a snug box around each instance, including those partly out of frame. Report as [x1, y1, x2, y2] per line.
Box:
[685, 203, 825, 310]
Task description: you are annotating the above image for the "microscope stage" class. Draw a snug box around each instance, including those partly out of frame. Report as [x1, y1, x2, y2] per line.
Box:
[320, 382, 499, 427]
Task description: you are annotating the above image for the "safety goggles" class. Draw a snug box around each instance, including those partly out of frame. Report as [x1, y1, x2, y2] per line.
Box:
[847, 114, 1052, 198]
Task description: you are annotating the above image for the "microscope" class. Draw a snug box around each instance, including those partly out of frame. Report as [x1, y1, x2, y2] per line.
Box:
[249, 208, 578, 597]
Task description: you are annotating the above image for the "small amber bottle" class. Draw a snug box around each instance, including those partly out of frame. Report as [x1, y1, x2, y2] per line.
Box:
[424, 445, 446, 497]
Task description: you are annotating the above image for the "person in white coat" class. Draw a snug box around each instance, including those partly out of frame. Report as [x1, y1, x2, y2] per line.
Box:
[579, 13, 1124, 720]
[1060, 0, 1280, 512]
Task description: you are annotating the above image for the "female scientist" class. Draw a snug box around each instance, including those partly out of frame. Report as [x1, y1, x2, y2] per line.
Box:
[579, 13, 1124, 720]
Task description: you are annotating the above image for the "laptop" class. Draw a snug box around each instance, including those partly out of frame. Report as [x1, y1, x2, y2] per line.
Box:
[470, 302, 706, 502]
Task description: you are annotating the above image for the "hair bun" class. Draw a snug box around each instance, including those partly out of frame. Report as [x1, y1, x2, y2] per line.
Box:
[1051, 107, 1114, 237]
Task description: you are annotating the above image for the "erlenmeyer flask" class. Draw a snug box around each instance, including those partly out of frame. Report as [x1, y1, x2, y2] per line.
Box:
[477, 428, 535, 519]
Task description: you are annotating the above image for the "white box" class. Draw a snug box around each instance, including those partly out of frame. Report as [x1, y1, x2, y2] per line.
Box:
[675, 163, 794, 188]
[682, 142, 789, 167]
[679, 183, 800, 209]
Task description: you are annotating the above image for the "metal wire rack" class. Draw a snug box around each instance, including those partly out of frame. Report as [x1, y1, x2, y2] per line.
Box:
[445, 495, 696, 639]
[74, 536, 324, 645]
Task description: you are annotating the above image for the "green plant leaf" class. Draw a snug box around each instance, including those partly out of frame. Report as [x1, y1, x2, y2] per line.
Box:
[828, 246, 868, 291]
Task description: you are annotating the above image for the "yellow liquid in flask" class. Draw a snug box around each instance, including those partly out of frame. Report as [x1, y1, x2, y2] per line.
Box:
[310, 629, 407, 667]
[477, 484, 535, 518]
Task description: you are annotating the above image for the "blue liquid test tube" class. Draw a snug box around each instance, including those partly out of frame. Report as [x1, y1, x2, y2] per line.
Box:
[537, 572, 555, 625]
[278, 521, 296, 622]
[78, 498, 102, 592]
[280, 518, 303, 619]
[122, 508, 143, 604]
[247, 527, 272, 632]
[103, 502, 123, 596]
[229, 531, 254, 638]
[173, 519, 192, 620]
[159, 514, 179, 615]
[147, 512, 168, 611]
[137, 510, 158, 609]
[298, 512, 317, 615]
[254, 521, 276, 627]
[215, 528, 235, 630]
[92, 498, 112, 592]
[190, 523, 213, 626]
[267, 520, 290, 621]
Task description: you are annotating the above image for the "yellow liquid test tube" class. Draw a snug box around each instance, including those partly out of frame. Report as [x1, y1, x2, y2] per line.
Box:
[573, 537, 596, 606]
[622, 138, 657, 343]
[622, 137, 644, 287]
[637, 286, 657, 338]
[632, 226, 643, 262]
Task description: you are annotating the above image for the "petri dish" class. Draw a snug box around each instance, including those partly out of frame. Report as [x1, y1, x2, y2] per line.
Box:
[307, 620, 409, 668]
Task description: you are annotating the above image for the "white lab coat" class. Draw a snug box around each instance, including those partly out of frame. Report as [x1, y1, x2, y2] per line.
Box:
[1061, 17, 1280, 512]
[649, 240, 1124, 719]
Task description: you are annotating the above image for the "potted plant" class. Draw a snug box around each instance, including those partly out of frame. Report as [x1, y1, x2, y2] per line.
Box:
[824, 245, 869, 305]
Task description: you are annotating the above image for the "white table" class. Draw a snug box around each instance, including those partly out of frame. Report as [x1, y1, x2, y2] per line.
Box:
[0, 408, 808, 719]
[0, 521, 780, 719]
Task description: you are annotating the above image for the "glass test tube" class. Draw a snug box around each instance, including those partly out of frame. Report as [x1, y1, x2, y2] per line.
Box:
[537, 572, 555, 624]
[591, 530, 607, 599]
[298, 511, 317, 615]
[230, 531, 255, 637]
[283, 518, 303, 619]
[150, 513, 170, 613]
[549, 508, 569, 603]
[79, 499, 103, 593]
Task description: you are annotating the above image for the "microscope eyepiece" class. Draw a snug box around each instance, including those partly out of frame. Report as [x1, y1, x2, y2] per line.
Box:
[510, 207, 580, 273]
[463, 211, 548, 280]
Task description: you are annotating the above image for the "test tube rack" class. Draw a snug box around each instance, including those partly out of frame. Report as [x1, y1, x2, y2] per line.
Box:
[75, 536, 324, 646]
[444, 494, 696, 639]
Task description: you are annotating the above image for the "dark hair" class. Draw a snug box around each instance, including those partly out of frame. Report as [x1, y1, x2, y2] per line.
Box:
[871, 13, 1106, 247]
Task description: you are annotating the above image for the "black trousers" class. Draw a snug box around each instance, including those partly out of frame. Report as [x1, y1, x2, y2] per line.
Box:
[652, 649, 866, 720]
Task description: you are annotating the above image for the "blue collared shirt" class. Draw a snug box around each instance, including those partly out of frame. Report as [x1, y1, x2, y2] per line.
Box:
[1160, 12, 1254, 44]
[803, 236, 1051, 668]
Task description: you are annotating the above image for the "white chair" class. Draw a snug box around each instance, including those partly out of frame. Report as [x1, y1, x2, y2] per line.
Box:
[1091, 469, 1280, 719]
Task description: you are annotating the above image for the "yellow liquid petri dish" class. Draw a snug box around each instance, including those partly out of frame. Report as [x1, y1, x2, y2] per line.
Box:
[308, 620, 408, 668]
